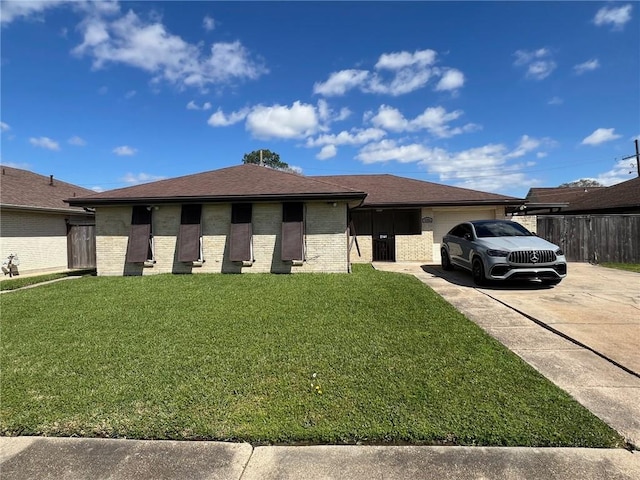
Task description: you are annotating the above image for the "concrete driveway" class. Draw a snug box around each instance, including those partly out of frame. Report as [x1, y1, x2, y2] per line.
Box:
[425, 262, 640, 375]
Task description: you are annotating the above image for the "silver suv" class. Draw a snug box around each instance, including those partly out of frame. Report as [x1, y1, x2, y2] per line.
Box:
[441, 220, 567, 286]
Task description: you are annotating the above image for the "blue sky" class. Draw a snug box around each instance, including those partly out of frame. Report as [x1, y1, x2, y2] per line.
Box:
[1, 1, 638, 198]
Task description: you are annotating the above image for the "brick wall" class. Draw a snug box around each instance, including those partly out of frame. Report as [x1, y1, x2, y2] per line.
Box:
[509, 214, 537, 233]
[94, 201, 349, 276]
[1, 209, 69, 274]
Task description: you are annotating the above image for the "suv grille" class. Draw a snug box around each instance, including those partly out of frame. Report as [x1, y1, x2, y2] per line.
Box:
[508, 250, 556, 265]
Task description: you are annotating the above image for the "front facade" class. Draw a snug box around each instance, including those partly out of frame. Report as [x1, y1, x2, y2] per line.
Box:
[69, 165, 522, 276]
[316, 174, 518, 265]
[0, 166, 96, 276]
[93, 201, 351, 275]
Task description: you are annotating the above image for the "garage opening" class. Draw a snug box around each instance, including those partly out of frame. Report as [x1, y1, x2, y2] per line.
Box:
[351, 208, 422, 262]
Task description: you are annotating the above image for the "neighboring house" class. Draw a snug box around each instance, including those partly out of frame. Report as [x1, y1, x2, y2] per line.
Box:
[67, 164, 523, 276]
[561, 176, 640, 214]
[0, 166, 96, 276]
[518, 186, 606, 215]
[529, 177, 640, 263]
[316, 174, 521, 264]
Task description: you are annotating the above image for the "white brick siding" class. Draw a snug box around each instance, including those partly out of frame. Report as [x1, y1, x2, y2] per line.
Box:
[1, 209, 69, 274]
[94, 201, 350, 276]
[509, 214, 538, 233]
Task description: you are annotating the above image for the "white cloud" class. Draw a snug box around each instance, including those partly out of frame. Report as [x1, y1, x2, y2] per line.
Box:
[207, 107, 249, 126]
[513, 48, 556, 80]
[594, 159, 636, 186]
[548, 96, 563, 105]
[313, 69, 370, 96]
[98, 86, 108, 95]
[0, 0, 69, 25]
[581, 128, 622, 146]
[317, 145, 337, 160]
[29, 136, 60, 151]
[246, 101, 319, 139]
[202, 15, 215, 31]
[124, 89, 137, 99]
[73, 9, 267, 90]
[187, 100, 213, 111]
[355, 136, 549, 192]
[369, 105, 479, 138]
[435, 69, 465, 91]
[113, 145, 137, 156]
[574, 58, 600, 75]
[314, 48, 464, 97]
[0, 122, 10, 132]
[306, 128, 387, 148]
[210, 100, 359, 140]
[121, 172, 166, 185]
[68, 135, 87, 146]
[91, 186, 105, 193]
[593, 4, 633, 30]
[375, 49, 437, 70]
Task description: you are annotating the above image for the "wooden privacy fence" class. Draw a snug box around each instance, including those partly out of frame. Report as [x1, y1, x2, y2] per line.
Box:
[537, 215, 640, 263]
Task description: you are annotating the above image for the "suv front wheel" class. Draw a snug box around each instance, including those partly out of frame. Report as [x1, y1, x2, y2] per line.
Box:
[472, 258, 486, 286]
[441, 249, 454, 271]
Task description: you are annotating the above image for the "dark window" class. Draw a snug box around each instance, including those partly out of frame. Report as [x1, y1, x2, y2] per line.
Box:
[232, 203, 252, 224]
[126, 206, 152, 263]
[283, 202, 304, 222]
[393, 209, 421, 235]
[131, 206, 152, 225]
[181, 204, 202, 225]
[349, 210, 372, 235]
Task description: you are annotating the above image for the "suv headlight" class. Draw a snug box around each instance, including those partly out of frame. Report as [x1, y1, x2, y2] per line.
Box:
[487, 249, 509, 257]
[555, 248, 564, 256]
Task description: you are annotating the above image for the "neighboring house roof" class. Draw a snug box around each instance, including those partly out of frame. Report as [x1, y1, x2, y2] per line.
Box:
[68, 164, 367, 206]
[1, 165, 95, 214]
[314, 174, 522, 208]
[525, 186, 606, 207]
[561, 177, 640, 214]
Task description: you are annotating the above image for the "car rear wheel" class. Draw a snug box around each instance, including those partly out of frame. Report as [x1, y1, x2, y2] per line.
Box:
[441, 249, 453, 271]
[472, 258, 486, 286]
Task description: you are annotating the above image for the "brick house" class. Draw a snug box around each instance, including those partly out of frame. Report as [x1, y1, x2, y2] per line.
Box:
[67, 164, 522, 276]
[0, 166, 96, 275]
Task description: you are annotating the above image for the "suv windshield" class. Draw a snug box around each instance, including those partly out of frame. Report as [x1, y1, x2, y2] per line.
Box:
[473, 221, 533, 238]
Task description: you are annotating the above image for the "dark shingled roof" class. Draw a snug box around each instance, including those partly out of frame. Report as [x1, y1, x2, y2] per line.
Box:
[313, 174, 522, 207]
[68, 164, 367, 206]
[562, 177, 640, 213]
[1, 165, 95, 213]
[524, 187, 606, 206]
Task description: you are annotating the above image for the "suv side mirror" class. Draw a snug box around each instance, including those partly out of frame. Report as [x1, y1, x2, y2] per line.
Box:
[463, 233, 472, 241]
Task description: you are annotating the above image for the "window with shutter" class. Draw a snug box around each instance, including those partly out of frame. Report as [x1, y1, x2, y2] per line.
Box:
[281, 202, 304, 261]
[126, 206, 153, 263]
[230, 204, 252, 262]
[178, 204, 202, 262]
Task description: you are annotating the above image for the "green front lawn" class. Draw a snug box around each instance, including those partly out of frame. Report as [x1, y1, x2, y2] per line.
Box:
[0, 265, 623, 447]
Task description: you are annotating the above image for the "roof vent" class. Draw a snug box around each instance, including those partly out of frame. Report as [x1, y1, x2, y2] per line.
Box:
[49, 175, 54, 186]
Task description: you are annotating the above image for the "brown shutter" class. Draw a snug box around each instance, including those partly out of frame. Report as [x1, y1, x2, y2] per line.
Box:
[281, 222, 303, 261]
[178, 223, 201, 262]
[229, 223, 252, 261]
[126, 224, 151, 263]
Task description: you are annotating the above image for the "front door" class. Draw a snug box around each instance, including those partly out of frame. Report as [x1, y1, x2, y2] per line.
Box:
[372, 210, 395, 261]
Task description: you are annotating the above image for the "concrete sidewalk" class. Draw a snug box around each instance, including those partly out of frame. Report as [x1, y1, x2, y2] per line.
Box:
[1, 437, 639, 479]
